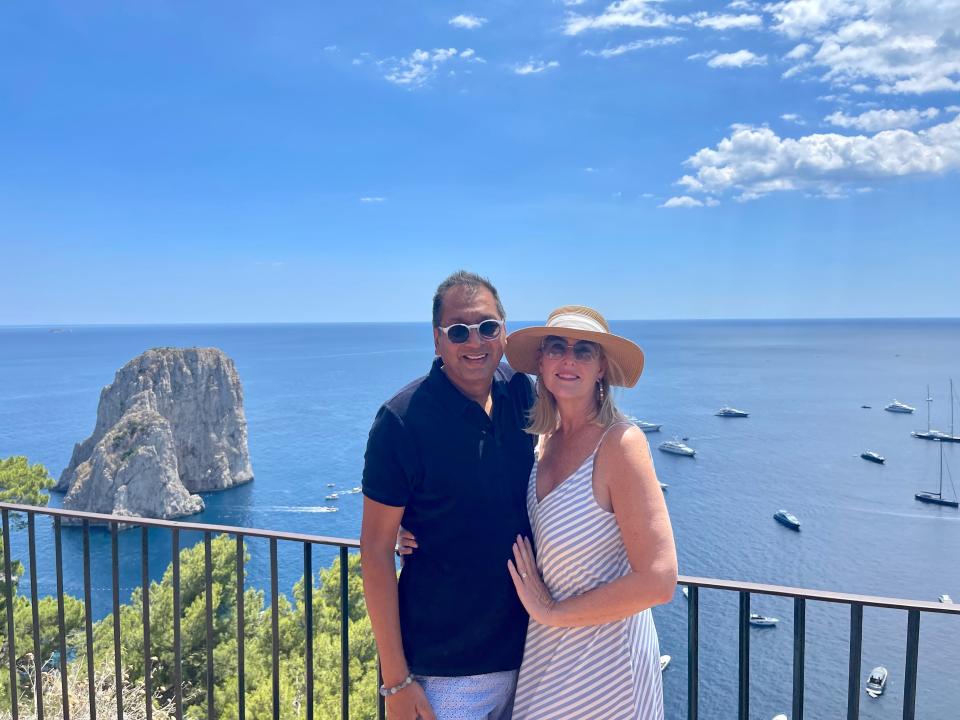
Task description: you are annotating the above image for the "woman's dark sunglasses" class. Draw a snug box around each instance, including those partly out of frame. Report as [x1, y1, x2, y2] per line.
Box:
[541, 335, 600, 363]
[438, 319, 504, 344]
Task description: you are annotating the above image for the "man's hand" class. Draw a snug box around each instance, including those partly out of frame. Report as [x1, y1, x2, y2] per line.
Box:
[386, 680, 436, 720]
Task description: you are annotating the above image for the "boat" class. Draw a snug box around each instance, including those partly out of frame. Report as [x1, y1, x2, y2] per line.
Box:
[860, 451, 885, 464]
[772, 715, 788, 720]
[682, 586, 689, 599]
[937, 379, 960, 442]
[865, 666, 888, 698]
[659, 482, 669, 491]
[774, 510, 801, 531]
[884, 400, 915, 413]
[716, 407, 749, 417]
[630, 417, 662, 433]
[912, 385, 944, 440]
[749, 613, 779, 627]
[914, 440, 959, 508]
[324, 493, 339, 501]
[861, 404, 871, 409]
[659, 439, 695, 456]
[938, 594, 954, 604]
[659, 655, 671, 672]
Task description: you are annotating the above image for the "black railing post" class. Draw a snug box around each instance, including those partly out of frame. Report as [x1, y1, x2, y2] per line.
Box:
[27, 513, 44, 720]
[270, 538, 280, 720]
[687, 585, 699, 720]
[54, 516, 70, 720]
[204, 532, 214, 720]
[738, 591, 750, 720]
[304, 543, 314, 720]
[111, 522, 124, 720]
[792, 597, 806, 720]
[2, 509, 18, 720]
[903, 609, 920, 720]
[847, 603, 863, 720]
[236, 534, 245, 720]
[172, 528, 182, 720]
[340, 546, 349, 720]
[141, 526, 152, 720]
[82, 519, 96, 720]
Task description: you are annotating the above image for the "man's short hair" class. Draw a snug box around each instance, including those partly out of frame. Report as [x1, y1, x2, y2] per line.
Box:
[432, 271, 506, 327]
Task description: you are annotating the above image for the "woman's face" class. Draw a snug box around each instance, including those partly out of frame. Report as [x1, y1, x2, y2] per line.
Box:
[538, 335, 605, 403]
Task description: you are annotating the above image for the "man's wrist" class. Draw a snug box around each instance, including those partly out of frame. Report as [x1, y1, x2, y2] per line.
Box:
[379, 673, 415, 697]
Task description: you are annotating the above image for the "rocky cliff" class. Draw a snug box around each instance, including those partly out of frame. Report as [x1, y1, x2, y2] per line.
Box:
[57, 347, 254, 520]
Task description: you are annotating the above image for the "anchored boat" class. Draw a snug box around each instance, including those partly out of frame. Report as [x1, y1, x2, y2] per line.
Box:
[774, 509, 801, 531]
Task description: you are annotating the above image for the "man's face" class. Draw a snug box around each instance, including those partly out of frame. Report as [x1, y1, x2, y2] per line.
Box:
[433, 285, 506, 392]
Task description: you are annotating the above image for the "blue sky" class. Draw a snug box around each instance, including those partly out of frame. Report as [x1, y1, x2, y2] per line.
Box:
[2, 0, 959, 323]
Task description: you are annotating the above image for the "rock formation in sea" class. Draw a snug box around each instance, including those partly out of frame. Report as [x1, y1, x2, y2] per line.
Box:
[56, 347, 254, 521]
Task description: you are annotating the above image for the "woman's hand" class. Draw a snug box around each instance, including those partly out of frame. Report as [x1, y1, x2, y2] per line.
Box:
[395, 527, 418, 565]
[507, 535, 557, 625]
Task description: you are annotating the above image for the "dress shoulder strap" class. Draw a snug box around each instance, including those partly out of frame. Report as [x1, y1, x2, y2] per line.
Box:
[591, 420, 632, 456]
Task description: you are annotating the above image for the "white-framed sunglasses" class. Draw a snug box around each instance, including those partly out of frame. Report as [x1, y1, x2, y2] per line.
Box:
[438, 319, 504, 344]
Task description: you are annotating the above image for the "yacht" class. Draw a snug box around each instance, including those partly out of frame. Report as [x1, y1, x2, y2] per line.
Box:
[659, 482, 669, 491]
[659, 439, 696, 457]
[912, 386, 943, 439]
[915, 441, 959, 508]
[774, 510, 801, 531]
[682, 586, 689, 599]
[937, 379, 960, 442]
[860, 451, 885, 464]
[659, 655, 671, 672]
[772, 715, 788, 720]
[865, 666, 888, 698]
[716, 407, 749, 417]
[938, 594, 954, 604]
[324, 493, 339, 501]
[884, 400, 915, 413]
[749, 613, 780, 627]
[630, 417, 662, 433]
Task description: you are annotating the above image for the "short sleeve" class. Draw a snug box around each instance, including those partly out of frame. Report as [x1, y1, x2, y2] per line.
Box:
[361, 405, 417, 507]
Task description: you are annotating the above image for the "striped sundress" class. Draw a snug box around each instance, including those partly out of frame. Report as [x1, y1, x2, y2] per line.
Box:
[511, 426, 664, 720]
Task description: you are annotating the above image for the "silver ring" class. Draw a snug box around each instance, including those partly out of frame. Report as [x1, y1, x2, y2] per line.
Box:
[521, 572, 528, 579]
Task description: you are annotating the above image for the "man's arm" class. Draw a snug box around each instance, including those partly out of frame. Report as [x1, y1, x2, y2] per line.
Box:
[360, 497, 435, 720]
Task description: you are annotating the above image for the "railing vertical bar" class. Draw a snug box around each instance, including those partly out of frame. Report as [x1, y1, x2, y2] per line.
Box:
[902, 609, 920, 720]
[172, 528, 182, 720]
[738, 590, 750, 720]
[304, 543, 314, 720]
[204, 532, 214, 720]
[376, 659, 385, 720]
[847, 603, 863, 720]
[340, 546, 349, 720]
[2, 509, 18, 720]
[792, 597, 806, 720]
[111, 522, 124, 720]
[236, 534, 245, 720]
[82, 519, 96, 720]
[687, 585, 699, 720]
[27, 513, 44, 720]
[270, 538, 280, 719]
[55, 516, 70, 720]
[141, 527, 152, 720]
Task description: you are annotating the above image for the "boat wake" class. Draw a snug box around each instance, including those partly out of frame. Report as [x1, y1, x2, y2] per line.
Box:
[259, 505, 339, 514]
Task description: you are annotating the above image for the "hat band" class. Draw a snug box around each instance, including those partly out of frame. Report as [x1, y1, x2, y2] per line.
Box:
[546, 312, 607, 334]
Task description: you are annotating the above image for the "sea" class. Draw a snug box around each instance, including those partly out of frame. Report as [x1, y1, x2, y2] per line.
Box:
[1, 320, 958, 720]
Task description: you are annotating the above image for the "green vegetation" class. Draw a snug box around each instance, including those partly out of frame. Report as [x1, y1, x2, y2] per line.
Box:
[0, 456, 379, 719]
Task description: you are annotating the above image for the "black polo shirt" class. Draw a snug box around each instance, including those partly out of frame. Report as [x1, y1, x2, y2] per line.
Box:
[362, 357, 535, 676]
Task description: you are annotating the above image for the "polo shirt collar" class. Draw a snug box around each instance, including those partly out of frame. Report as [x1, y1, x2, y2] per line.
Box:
[429, 357, 505, 415]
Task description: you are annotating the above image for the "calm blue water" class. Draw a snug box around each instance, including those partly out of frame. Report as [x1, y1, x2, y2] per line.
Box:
[1, 320, 958, 719]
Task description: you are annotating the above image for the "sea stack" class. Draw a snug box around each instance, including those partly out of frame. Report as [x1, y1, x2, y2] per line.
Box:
[56, 347, 254, 521]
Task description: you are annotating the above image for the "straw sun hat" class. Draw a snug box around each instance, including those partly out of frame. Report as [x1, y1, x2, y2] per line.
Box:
[505, 305, 645, 388]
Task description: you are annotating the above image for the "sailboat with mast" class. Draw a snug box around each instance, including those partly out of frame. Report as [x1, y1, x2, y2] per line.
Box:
[911, 385, 942, 440]
[937, 379, 960, 443]
[914, 440, 959, 509]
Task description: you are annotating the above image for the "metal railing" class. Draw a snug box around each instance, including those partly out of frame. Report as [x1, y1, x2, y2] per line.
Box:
[1, 501, 957, 720]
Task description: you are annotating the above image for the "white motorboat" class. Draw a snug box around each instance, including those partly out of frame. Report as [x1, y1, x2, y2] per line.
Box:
[659, 655, 671, 672]
[938, 594, 954, 604]
[865, 666, 888, 698]
[659, 439, 696, 457]
[716, 407, 749, 417]
[772, 715, 788, 720]
[884, 400, 915, 413]
[629, 417, 662, 432]
[324, 493, 339, 501]
[682, 586, 689, 599]
[774, 509, 801, 531]
[749, 613, 780, 627]
[860, 451, 885, 464]
[659, 482, 669, 491]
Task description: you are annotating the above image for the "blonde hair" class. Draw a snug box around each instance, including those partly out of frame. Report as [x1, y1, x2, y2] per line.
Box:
[526, 350, 628, 436]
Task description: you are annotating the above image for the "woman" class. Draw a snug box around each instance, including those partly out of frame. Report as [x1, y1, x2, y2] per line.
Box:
[399, 305, 677, 719]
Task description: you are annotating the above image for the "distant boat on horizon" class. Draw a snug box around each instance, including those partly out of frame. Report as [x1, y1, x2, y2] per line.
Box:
[937, 379, 960, 443]
[749, 613, 779, 627]
[774, 509, 801, 531]
[861, 451, 885, 464]
[716, 407, 749, 417]
[630, 417, 662, 433]
[659, 439, 696, 457]
[885, 400, 915, 413]
[915, 440, 959, 509]
[911, 385, 944, 440]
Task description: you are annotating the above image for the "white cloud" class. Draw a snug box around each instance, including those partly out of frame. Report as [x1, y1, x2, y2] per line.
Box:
[513, 59, 560, 75]
[781, 112, 806, 124]
[784, 42, 812, 60]
[380, 48, 481, 87]
[641, 192, 656, 197]
[564, 0, 682, 35]
[694, 13, 764, 30]
[584, 167, 599, 172]
[324, 45, 338, 52]
[661, 195, 706, 207]
[770, 0, 960, 95]
[706, 49, 767, 67]
[360, 197, 385, 203]
[449, 14, 488, 29]
[825, 106, 940, 131]
[583, 36, 683, 57]
[948, 105, 960, 113]
[727, 0, 759, 9]
[673, 114, 960, 201]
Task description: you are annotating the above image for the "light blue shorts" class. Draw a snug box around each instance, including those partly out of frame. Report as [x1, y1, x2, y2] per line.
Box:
[414, 669, 518, 720]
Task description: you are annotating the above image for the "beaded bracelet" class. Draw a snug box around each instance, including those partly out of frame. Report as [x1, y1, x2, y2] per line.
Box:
[379, 674, 414, 697]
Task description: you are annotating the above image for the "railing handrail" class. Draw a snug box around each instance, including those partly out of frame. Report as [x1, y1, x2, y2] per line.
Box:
[2, 501, 955, 615]
[0, 500, 361, 548]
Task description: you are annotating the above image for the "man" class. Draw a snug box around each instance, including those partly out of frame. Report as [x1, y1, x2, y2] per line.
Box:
[361, 271, 535, 720]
